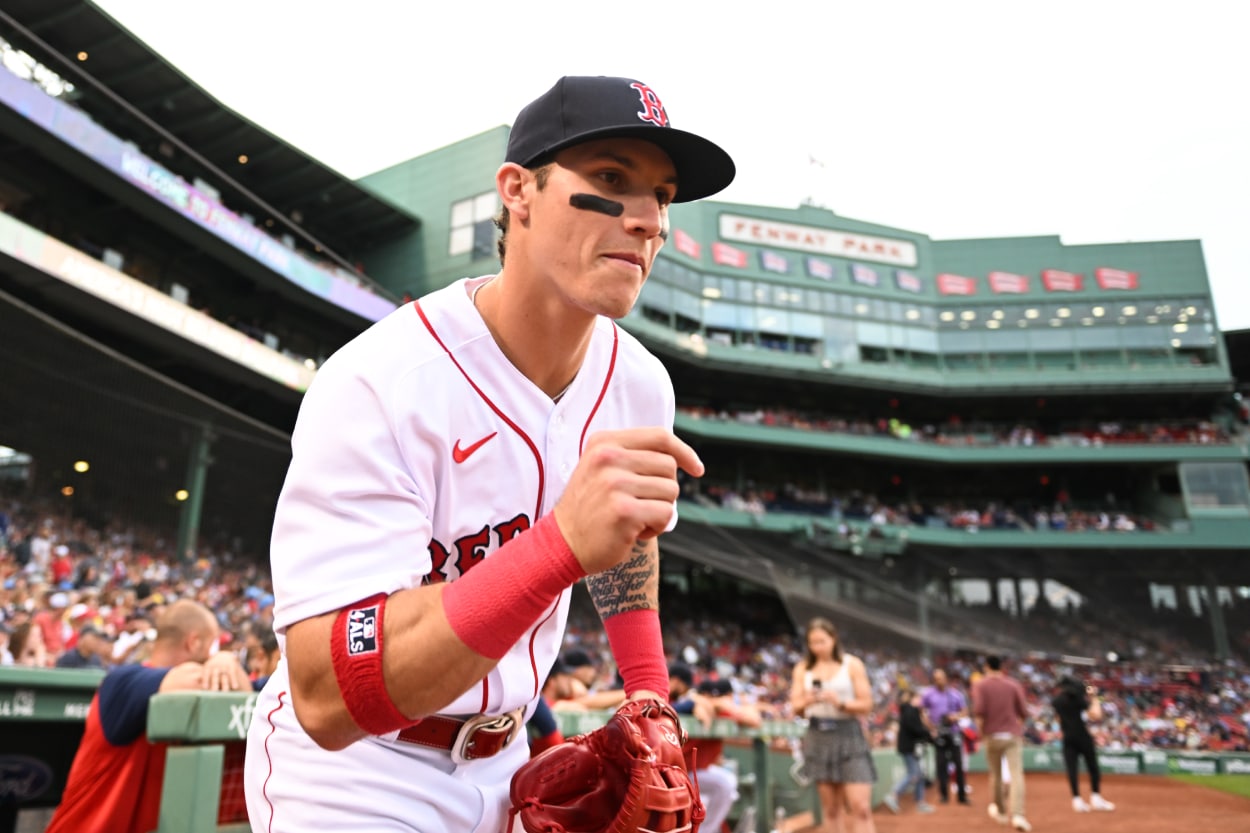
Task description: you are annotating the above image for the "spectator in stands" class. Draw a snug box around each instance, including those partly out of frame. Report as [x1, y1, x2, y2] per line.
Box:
[561, 647, 601, 695]
[790, 617, 878, 833]
[1052, 675, 1116, 813]
[972, 656, 1031, 831]
[33, 589, 70, 657]
[55, 625, 109, 670]
[920, 667, 971, 805]
[670, 663, 738, 833]
[112, 611, 155, 665]
[44, 599, 252, 833]
[246, 628, 281, 686]
[8, 618, 47, 667]
[0, 622, 12, 665]
[882, 688, 935, 814]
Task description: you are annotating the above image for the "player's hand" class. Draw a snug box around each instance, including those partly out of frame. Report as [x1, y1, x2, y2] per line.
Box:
[202, 651, 252, 691]
[159, 661, 208, 693]
[555, 427, 703, 574]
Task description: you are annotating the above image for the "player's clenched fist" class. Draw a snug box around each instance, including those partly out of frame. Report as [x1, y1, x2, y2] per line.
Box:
[554, 427, 703, 575]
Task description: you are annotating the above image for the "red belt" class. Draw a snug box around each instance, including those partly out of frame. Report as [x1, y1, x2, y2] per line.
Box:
[395, 709, 523, 764]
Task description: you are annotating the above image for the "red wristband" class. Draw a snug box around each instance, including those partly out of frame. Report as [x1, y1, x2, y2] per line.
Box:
[604, 608, 667, 698]
[330, 593, 411, 736]
[443, 513, 587, 659]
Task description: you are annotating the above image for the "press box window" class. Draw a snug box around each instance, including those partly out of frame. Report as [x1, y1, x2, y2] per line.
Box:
[449, 192, 498, 257]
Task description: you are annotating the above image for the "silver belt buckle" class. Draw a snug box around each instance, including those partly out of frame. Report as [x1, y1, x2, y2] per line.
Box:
[450, 708, 523, 765]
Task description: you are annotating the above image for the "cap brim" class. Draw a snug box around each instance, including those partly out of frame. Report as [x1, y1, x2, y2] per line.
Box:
[533, 125, 735, 203]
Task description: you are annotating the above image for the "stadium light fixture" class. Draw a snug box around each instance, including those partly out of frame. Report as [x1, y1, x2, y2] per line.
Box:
[1092, 306, 1105, 317]
[61, 486, 74, 497]
[959, 310, 976, 321]
[238, 154, 249, 164]
[1173, 323, 1189, 333]
[986, 320, 1001, 329]
[939, 311, 955, 322]
[1146, 315, 1160, 324]
[76, 51, 88, 61]
[905, 309, 920, 320]
[73, 460, 89, 473]
[1057, 307, 1071, 318]
[1122, 305, 1138, 316]
[175, 489, 190, 502]
[1024, 308, 1040, 319]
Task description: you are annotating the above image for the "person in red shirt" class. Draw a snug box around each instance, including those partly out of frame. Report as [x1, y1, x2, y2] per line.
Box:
[45, 599, 252, 833]
[972, 655, 1030, 832]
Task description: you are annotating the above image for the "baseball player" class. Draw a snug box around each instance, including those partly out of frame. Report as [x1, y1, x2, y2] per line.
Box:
[243, 75, 735, 832]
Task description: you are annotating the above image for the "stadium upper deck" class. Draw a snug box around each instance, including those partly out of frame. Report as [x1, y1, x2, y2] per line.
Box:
[0, 4, 1245, 656]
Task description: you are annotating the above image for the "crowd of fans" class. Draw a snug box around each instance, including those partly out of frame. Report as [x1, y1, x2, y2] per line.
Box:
[679, 405, 1238, 448]
[689, 480, 1157, 534]
[0, 499, 274, 678]
[2, 497, 1247, 755]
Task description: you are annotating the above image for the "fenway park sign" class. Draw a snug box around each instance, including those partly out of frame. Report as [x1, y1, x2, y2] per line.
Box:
[718, 214, 918, 267]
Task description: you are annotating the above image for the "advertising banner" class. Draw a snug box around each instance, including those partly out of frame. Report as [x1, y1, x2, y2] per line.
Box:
[936, 273, 977, 296]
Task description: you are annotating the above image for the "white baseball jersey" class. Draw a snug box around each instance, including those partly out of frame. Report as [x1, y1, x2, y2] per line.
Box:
[245, 275, 676, 831]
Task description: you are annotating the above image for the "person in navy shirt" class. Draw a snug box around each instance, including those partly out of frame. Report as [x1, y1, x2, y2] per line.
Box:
[45, 599, 252, 833]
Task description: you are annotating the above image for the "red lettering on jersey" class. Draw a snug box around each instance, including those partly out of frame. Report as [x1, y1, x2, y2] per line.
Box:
[630, 82, 669, 127]
[494, 513, 531, 545]
[455, 525, 492, 575]
[425, 514, 536, 584]
[424, 538, 451, 584]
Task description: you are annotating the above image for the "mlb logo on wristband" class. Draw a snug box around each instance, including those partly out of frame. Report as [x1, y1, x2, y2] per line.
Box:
[347, 605, 379, 655]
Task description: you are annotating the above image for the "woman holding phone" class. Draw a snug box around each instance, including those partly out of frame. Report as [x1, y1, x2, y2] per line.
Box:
[790, 617, 878, 833]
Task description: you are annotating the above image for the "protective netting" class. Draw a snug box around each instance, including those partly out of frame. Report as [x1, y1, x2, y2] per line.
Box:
[0, 286, 292, 557]
[660, 518, 1027, 655]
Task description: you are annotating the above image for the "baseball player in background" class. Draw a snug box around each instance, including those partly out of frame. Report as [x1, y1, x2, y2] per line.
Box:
[242, 75, 735, 832]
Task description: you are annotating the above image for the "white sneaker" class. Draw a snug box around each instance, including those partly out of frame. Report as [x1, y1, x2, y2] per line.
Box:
[988, 804, 1007, 825]
[1011, 815, 1032, 832]
[882, 794, 900, 814]
[1090, 794, 1116, 812]
[1073, 797, 1091, 813]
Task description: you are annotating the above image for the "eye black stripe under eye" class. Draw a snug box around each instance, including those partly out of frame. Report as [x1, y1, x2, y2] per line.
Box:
[569, 193, 625, 216]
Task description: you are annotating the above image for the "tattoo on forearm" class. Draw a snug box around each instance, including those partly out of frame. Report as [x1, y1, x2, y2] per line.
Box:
[587, 540, 658, 618]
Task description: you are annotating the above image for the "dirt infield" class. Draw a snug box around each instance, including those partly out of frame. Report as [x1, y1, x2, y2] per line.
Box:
[869, 772, 1250, 833]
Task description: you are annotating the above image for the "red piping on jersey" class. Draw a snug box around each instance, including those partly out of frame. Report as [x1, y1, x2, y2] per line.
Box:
[579, 323, 620, 454]
[415, 300, 549, 708]
[262, 691, 288, 833]
[528, 595, 564, 698]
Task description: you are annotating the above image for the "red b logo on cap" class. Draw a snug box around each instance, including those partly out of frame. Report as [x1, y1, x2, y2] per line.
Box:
[631, 82, 669, 127]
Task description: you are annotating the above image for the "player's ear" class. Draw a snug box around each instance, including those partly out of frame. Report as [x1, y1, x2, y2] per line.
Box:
[496, 162, 531, 223]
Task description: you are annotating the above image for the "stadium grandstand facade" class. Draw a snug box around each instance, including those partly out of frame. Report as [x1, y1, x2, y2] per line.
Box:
[2, 0, 1248, 667]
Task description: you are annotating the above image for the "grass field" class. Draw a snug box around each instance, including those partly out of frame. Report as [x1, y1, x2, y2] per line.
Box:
[1170, 774, 1250, 800]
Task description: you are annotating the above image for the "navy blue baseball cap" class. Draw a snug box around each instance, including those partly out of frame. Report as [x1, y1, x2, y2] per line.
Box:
[506, 76, 736, 203]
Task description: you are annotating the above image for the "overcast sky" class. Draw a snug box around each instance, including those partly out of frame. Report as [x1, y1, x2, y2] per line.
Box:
[93, 0, 1249, 331]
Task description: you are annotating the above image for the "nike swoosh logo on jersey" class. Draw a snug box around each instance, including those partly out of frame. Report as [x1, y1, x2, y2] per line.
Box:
[452, 432, 498, 464]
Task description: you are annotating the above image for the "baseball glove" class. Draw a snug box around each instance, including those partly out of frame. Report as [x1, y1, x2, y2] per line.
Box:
[509, 698, 704, 833]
